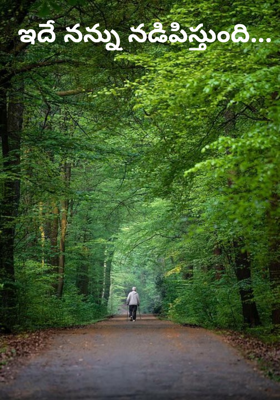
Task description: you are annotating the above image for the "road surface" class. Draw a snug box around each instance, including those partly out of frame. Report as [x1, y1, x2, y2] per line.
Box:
[0, 315, 279, 399]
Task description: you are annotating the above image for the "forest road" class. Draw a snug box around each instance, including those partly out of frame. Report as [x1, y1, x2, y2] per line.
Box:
[0, 315, 279, 400]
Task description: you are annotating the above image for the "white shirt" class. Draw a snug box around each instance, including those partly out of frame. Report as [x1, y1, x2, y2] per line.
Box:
[126, 290, 140, 305]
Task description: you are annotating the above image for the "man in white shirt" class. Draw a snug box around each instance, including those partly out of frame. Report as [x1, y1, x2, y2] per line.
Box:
[126, 287, 140, 321]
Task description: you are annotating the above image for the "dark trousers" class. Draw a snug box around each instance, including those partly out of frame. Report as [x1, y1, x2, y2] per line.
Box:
[129, 305, 137, 320]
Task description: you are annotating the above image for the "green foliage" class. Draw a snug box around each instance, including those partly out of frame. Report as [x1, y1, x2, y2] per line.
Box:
[1, 0, 279, 335]
[107, 0, 280, 331]
[14, 261, 106, 331]
[165, 269, 246, 329]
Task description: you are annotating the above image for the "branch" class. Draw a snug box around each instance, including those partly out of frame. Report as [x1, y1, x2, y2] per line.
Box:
[56, 88, 95, 97]
[3, 0, 38, 53]
[18, 59, 68, 73]
[10, 41, 30, 55]
[0, 59, 79, 85]
[126, 234, 159, 255]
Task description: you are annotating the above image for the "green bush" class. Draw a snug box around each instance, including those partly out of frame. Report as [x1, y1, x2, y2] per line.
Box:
[10, 261, 107, 331]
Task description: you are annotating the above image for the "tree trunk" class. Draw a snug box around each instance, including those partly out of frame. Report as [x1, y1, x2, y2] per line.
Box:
[268, 193, 280, 325]
[101, 247, 108, 300]
[0, 84, 23, 326]
[77, 262, 89, 296]
[76, 225, 90, 296]
[39, 202, 45, 268]
[101, 246, 112, 303]
[49, 202, 60, 291]
[223, 109, 260, 327]
[214, 244, 224, 280]
[233, 240, 261, 327]
[57, 162, 71, 298]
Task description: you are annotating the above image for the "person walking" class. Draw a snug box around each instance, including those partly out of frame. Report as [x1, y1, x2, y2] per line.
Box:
[126, 286, 140, 321]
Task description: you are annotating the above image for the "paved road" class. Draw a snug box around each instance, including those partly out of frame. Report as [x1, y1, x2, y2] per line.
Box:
[0, 315, 279, 399]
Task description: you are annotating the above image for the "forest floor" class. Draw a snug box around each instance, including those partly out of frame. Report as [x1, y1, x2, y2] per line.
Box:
[0, 315, 280, 400]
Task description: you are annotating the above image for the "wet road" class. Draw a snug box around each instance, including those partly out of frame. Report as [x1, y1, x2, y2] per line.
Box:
[0, 315, 279, 399]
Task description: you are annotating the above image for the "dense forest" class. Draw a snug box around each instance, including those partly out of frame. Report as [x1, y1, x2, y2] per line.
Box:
[0, 0, 279, 335]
